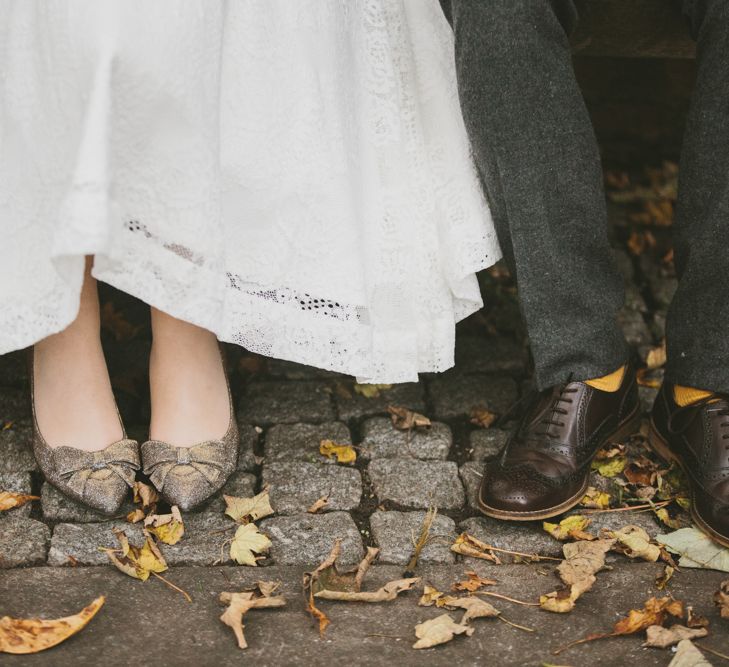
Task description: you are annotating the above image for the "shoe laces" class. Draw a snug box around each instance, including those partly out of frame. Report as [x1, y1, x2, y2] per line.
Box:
[668, 393, 729, 449]
[528, 383, 579, 443]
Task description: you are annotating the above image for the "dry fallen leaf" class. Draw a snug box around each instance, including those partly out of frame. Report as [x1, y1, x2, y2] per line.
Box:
[543, 515, 594, 542]
[419, 584, 444, 607]
[387, 405, 431, 431]
[714, 579, 729, 620]
[319, 440, 356, 465]
[132, 481, 159, 509]
[307, 495, 329, 514]
[667, 639, 713, 667]
[646, 341, 667, 370]
[303, 540, 342, 638]
[469, 408, 498, 429]
[229, 523, 271, 566]
[580, 487, 611, 510]
[314, 578, 419, 602]
[637, 367, 663, 389]
[540, 539, 615, 613]
[644, 624, 708, 649]
[126, 509, 146, 524]
[144, 506, 185, 545]
[219, 584, 286, 650]
[656, 565, 675, 590]
[412, 614, 474, 649]
[0, 597, 105, 654]
[657, 528, 729, 572]
[450, 533, 500, 564]
[0, 491, 39, 512]
[452, 571, 497, 592]
[353, 383, 392, 398]
[607, 525, 661, 562]
[104, 529, 168, 581]
[437, 596, 500, 624]
[591, 456, 628, 477]
[224, 491, 274, 524]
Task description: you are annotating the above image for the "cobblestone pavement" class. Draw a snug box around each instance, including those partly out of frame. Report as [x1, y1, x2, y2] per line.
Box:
[2, 212, 727, 664]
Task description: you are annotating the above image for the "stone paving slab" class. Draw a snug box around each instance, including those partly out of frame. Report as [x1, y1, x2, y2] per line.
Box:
[429, 374, 518, 420]
[236, 424, 260, 472]
[262, 462, 362, 515]
[2, 563, 726, 666]
[335, 382, 425, 422]
[0, 516, 50, 567]
[264, 421, 352, 464]
[469, 428, 508, 461]
[0, 471, 34, 516]
[369, 510, 456, 565]
[260, 512, 364, 567]
[360, 417, 451, 460]
[368, 460, 464, 510]
[0, 423, 36, 472]
[238, 381, 336, 425]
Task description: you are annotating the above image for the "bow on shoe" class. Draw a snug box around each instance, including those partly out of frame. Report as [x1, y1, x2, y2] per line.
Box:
[142, 440, 229, 491]
[54, 439, 140, 496]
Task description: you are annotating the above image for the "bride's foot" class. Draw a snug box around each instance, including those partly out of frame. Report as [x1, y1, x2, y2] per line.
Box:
[143, 309, 237, 510]
[33, 263, 124, 451]
[32, 259, 139, 514]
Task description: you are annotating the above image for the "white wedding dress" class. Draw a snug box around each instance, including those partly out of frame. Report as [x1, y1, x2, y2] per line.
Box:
[0, 0, 500, 383]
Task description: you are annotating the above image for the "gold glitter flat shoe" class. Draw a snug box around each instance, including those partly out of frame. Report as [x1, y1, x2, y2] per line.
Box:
[141, 349, 238, 511]
[30, 350, 140, 515]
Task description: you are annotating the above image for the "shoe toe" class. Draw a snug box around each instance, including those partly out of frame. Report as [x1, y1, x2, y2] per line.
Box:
[159, 465, 225, 511]
[79, 472, 130, 515]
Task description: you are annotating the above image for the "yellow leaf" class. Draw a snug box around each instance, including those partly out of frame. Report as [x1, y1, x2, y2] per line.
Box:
[419, 585, 444, 607]
[319, 440, 356, 465]
[224, 491, 274, 523]
[0, 491, 39, 512]
[230, 523, 271, 566]
[132, 481, 159, 509]
[608, 525, 661, 562]
[144, 506, 185, 545]
[646, 341, 667, 370]
[412, 614, 473, 649]
[0, 597, 105, 654]
[469, 408, 498, 429]
[543, 515, 594, 541]
[105, 529, 167, 581]
[591, 456, 627, 477]
[580, 487, 611, 510]
[353, 383, 391, 398]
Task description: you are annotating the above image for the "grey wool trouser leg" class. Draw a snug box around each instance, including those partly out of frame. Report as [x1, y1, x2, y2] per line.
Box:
[450, 0, 629, 389]
[666, 0, 729, 394]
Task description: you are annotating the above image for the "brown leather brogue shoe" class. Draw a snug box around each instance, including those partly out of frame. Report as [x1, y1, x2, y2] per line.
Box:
[650, 384, 729, 548]
[478, 364, 641, 521]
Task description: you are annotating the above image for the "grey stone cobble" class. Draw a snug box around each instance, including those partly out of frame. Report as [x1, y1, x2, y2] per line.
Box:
[260, 511, 364, 567]
[238, 380, 335, 425]
[0, 387, 30, 421]
[369, 510, 456, 565]
[458, 516, 562, 559]
[459, 461, 484, 511]
[262, 462, 362, 515]
[237, 423, 260, 472]
[0, 517, 51, 567]
[0, 423, 36, 473]
[360, 417, 451, 460]
[335, 382, 425, 422]
[453, 336, 526, 375]
[429, 374, 518, 420]
[469, 428, 508, 461]
[0, 472, 34, 516]
[367, 459, 464, 510]
[264, 421, 352, 464]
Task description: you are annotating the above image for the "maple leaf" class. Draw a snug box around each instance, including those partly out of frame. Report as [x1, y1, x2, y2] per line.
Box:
[0, 597, 104, 654]
[606, 525, 661, 562]
[104, 529, 168, 581]
[229, 524, 271, 566]
[224, 491, 274, 523]
[144, 506, 185, 545]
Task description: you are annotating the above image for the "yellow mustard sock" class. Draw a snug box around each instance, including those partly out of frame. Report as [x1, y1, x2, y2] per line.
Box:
[584, 365, 626, 392]
[673, 385, 714, 407]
